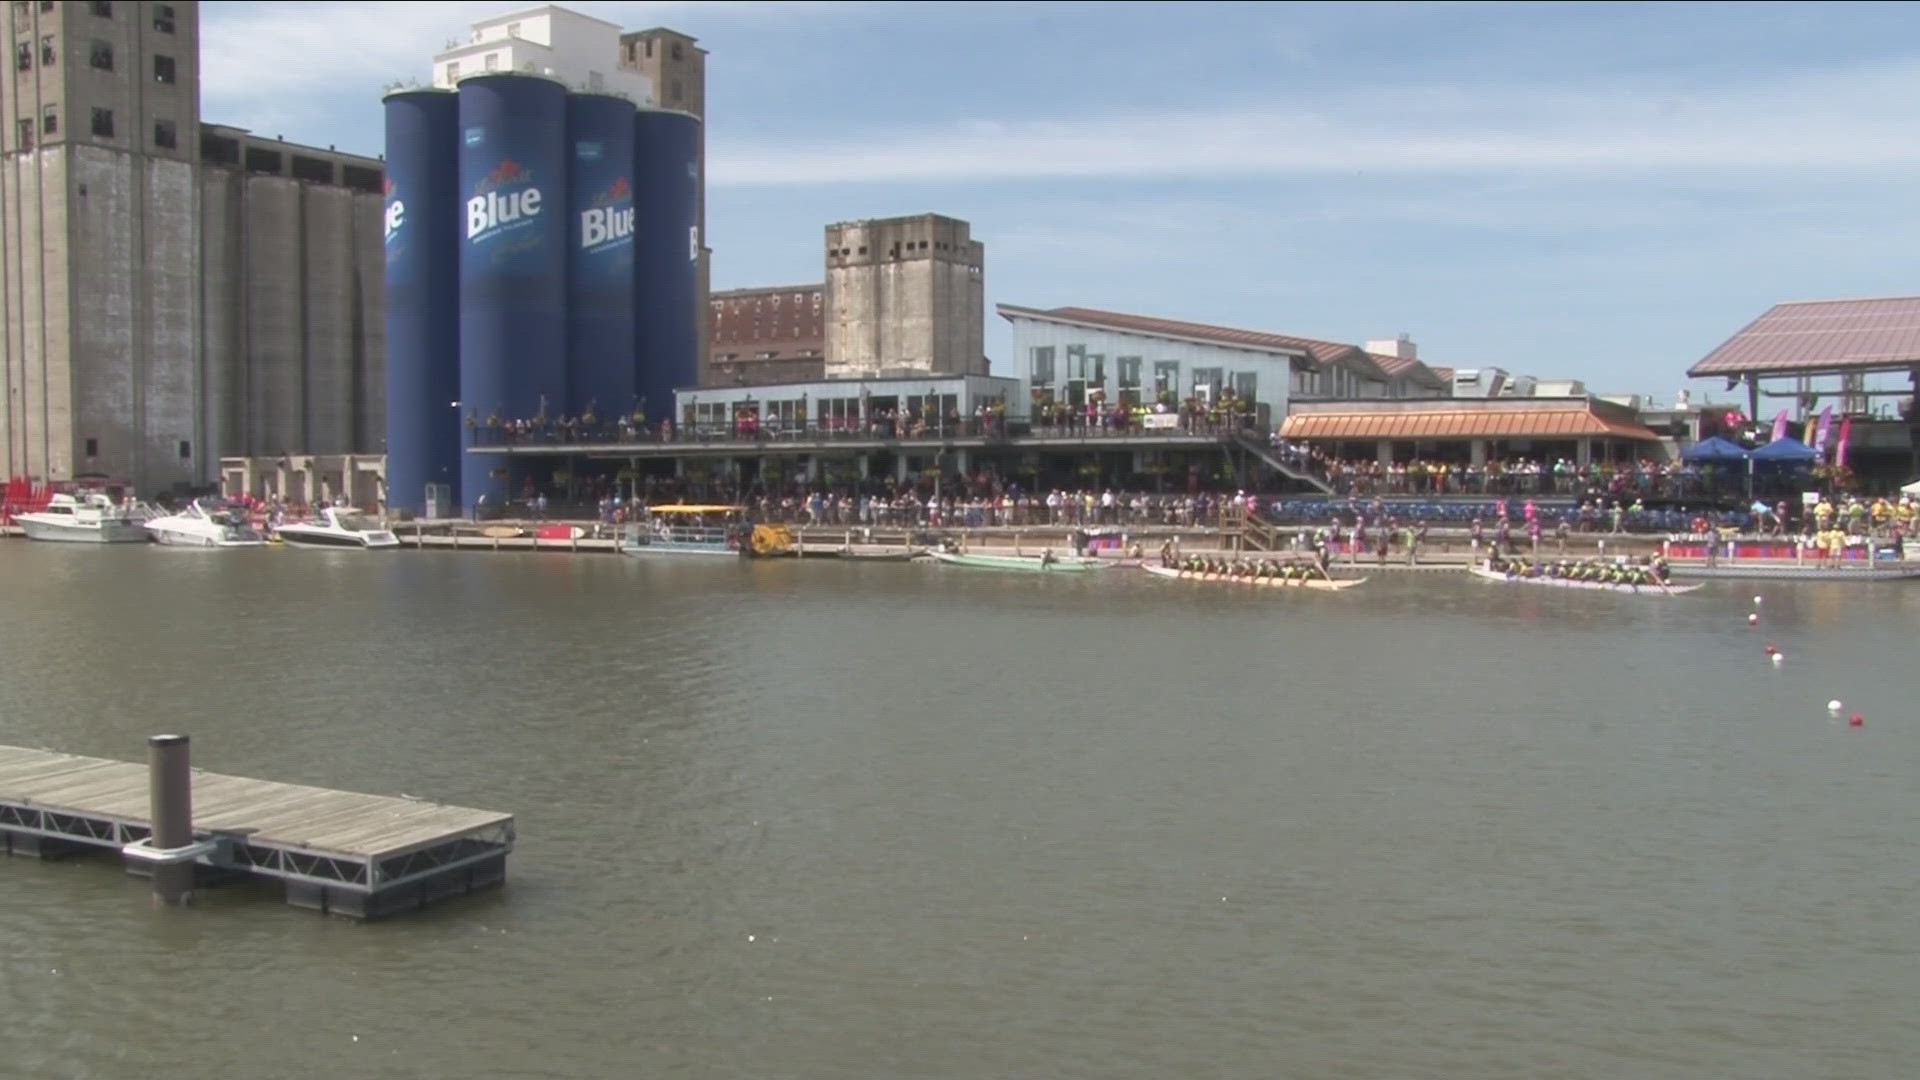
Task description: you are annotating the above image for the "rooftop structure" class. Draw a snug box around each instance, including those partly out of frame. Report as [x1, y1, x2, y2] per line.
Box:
[1689, 296, 1920, 379]
[432, 5, 653, 102]
[1281, 398, 1660, 443]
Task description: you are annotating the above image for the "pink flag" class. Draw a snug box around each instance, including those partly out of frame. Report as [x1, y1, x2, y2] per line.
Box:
[1770, 409, 1789, 443]
[1812, 406, 1835, 463]
[1835, 417, 1853, 471]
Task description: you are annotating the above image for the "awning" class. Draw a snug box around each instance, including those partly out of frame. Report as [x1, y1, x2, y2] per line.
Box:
[1280, 406, 1660, 442]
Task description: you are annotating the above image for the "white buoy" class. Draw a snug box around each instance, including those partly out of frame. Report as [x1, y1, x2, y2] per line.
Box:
[1828, 700, 1843, 714]
[1772, 653, 1785, 666]
[1754, 595, 1764, 606]
[1748, 613, 1759, 625]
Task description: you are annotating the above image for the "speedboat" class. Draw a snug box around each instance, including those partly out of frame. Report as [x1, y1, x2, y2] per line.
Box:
[274, 507, 400, 549]
[144, 500, 267, 547]
[14, 492, 149, 543]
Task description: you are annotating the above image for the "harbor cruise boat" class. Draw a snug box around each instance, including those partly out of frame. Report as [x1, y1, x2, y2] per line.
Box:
[13, 492, 149, 543]
[619, 505, 794, 557]
[274, 507, 400, 549]
[144, 500, 267, 548]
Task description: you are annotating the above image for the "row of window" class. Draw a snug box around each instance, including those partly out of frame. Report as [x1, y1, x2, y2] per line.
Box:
[14, 106, 173, 148]
[1028, 347, 1261, 399]
[83, 437, 192, 461]
[10, 1, 173, 28]
[14, 36, 177, 83]
[711, 292, 822, 312]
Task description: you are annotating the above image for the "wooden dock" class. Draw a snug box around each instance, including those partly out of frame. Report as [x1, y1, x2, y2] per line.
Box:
[0, 745, 513, 919]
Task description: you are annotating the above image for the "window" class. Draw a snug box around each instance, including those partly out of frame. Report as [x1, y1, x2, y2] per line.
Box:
[90, 0, 111, 16]
[177, 440, 191, 460]
[89, 40, 112, 71]
[670, 79, 682, 101]
[40, 34, 53, 65]
[506, 21, 521, 37]
[445, 60, 459, 81]
[1090, 354, 1106, 387]
[1066, 344, 1086, 379]
[1118, 356, 1141, 388]
[484, 52, 498, 71]
[671, 43, 683, 60]
[153, 54, 174, 83]
[1192, 367, 1223, 398]
[1030, 345, 1055, 383]
[153, 4, 175, 33]
[1153, 361, 1179, 396]
[14, 41, 29, 72]
[38, 0, 52, 9]
[84, 438, 98, 458]
[41, 104, 55, 134]
[90, 107, 112, 138]
[152, 119, 174, 148]
[1233, 371, 1257, 402]
[14, 119, 31, 151]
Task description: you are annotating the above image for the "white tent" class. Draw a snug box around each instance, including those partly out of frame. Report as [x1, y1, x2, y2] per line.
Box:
[1903, 478, 1920, 495]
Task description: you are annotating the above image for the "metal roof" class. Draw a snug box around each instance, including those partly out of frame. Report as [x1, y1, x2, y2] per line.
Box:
[1688, 296, 1920, 377]
[1368, 353, 1448, 389]
[1280, 405, 1660, 442]
[998, 304, 1387, 376]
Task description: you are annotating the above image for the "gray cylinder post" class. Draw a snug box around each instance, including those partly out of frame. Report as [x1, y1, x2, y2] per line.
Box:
[148, 734, 194, 906]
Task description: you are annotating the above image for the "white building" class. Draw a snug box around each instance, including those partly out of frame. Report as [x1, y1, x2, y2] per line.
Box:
[997, 305, 1448, 427]
[431, 5, 653, 101]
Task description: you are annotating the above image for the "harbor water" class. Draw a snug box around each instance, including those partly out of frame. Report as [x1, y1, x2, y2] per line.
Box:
[1, 546, 1917, 1078]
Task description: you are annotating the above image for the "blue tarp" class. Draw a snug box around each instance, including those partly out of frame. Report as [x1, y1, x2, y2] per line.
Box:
[1751, 437, 1817, 462]
[1681, 436, 1750, 462]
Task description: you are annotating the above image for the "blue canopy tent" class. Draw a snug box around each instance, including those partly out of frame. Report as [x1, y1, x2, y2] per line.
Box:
[1681, 436, 1751, 462]
[1750, 437, 1817, 463]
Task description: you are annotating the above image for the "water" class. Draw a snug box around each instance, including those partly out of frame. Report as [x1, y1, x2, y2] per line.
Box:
[1, 545, 1916, 1079]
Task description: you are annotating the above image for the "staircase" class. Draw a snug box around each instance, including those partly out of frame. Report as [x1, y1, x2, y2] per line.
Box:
[1219, 506, 1285, 553]
[1232, 434, 1334, 494]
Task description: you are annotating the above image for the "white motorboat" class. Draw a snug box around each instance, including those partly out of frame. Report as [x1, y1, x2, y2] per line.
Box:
[144, 500, 267, 548]
[13, 492, 149, 543]
[274, 507, 400, 550]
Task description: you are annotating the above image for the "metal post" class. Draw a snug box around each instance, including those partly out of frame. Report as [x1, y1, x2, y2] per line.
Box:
[148, 734, 194, 906]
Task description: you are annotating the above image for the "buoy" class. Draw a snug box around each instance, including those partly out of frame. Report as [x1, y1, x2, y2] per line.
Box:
[1828, 700, 1843, 714]
[1849, 714, 1864, 727]
[1765, 644, 1778, 655]
[1753, 596, 1764, 606]
[1748, 613, 1759, 626]
[1772, 653, 1785, 666]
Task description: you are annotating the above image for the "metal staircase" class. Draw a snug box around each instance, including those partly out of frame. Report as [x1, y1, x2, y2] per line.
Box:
[1231, 434, 1334, 494]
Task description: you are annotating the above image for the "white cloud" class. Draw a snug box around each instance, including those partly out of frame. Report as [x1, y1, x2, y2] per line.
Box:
[198, 0, 860, 132]
[708, 61, 1920, 187]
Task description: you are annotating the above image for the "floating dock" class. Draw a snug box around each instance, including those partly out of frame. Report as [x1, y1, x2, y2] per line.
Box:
[0, 744, 513, 919]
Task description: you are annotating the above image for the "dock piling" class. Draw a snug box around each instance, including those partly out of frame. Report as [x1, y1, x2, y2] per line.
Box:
[146, 734, 195, 907]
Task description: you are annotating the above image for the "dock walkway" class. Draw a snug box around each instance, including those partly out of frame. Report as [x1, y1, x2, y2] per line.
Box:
[0, 745, 513, 918]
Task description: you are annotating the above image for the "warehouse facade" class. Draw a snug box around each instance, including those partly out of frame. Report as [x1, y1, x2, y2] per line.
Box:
[1, 0, 384, 495]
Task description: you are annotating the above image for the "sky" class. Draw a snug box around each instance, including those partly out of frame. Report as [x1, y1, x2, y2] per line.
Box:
[201, 1, 1920, 402]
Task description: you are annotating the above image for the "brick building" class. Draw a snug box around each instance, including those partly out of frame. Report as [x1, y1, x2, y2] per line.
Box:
[707, 284, 826, 386]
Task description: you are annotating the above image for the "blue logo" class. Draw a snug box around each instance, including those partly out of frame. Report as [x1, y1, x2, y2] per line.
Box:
[576, 141, 603, 162]
[464, 127, 486, 148]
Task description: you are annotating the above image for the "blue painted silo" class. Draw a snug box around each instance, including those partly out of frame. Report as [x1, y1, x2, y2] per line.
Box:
[457, 74, 568, 512]
[632, 108, 702, 428]
[382, 90, 461, 516]
[566, 94, 636, 423]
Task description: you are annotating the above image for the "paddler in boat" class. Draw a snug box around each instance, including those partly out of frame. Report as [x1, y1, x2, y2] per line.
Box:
[1040, 548, 1058, 568]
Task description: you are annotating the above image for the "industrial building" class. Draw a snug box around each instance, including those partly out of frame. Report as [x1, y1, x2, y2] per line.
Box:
[1, 0, 385, 496]
[825, 213, 985, 380]
[708, 283, 826, 385]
